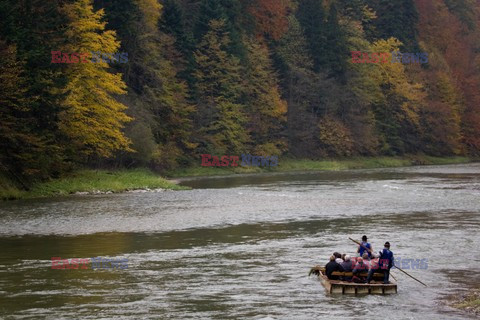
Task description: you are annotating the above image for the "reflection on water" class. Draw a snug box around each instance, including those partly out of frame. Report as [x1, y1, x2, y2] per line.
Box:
[0, 163, 479, 319]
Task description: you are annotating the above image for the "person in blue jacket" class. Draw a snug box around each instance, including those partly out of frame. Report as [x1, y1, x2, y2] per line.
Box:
[367, 242, 394, 284]
[357, 235, 373, 259]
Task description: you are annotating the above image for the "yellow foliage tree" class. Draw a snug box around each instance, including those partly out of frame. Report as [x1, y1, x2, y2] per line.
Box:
[318, 116, 354, 157]
[370, 38, 426, 127]
[59, 0, 132, 158]
[244, 37, 287, 155]
[367, 37, 427, 154]
[135, 0, 162, 31]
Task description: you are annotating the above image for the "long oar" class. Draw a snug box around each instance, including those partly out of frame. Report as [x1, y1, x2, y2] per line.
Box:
[394, 265, 428, 287]
[349, 237, 427, 287]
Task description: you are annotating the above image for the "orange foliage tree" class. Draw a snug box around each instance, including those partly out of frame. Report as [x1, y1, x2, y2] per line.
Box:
[415, 0, 480, 154]
[246, 0, 291, 40]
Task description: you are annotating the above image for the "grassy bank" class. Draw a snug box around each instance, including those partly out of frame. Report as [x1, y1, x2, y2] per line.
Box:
[0, 169, 187, 201]
[0, 156, 474, 200]
[452, 290, 480, 315]
[0, 172, 26, 200]
[167, 156, 472, 178]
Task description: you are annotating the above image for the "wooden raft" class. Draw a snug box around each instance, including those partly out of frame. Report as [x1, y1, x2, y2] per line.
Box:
[309, 266, 398, 295]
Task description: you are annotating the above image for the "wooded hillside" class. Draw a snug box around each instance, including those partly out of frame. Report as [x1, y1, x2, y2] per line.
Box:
[1, 0, 479, 184]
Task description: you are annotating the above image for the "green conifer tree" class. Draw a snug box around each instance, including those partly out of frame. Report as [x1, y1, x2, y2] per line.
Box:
[296, 0, 326, 72]
[193, 19, 249, 154]
[276, 16, 325, 157]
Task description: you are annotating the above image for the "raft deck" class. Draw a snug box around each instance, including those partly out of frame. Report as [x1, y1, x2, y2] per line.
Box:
[310, 267, 397, 295]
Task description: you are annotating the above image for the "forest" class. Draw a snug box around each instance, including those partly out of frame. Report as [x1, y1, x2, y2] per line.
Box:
[1, 0, 479, 187]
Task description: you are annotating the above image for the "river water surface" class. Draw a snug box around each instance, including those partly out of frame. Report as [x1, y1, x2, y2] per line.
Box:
[0, 163, 479, 319]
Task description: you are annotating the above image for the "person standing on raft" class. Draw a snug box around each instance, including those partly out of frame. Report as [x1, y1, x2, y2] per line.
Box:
[367, 241, 394, 284]
[357, 235, 373, 259]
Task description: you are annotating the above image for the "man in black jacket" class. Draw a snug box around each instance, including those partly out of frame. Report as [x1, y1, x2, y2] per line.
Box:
[325, 255, 344, 280]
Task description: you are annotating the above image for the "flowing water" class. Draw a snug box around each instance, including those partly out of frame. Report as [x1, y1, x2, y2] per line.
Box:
[0, 163, 479, 319]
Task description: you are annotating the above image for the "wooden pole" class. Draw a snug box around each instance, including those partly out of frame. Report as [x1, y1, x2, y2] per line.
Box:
[349, 237, 373, 253]
[394, 266, 428, 287]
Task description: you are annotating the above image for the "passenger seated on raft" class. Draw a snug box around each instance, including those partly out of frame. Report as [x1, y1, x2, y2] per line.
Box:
[368, 254, 380, 271]
[325, 255, 344, 280]
[333, 252, 343, 264]
[364, 252, 382, 274]
[362, 252, 370, 261]
[361, 252, 371, 271]
[340, 255, 353, 281]
[352, 257, 368, 283]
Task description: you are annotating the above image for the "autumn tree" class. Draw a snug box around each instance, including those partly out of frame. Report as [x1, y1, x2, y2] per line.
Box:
[246, 0, 291, 40]
[317, 116, 354, 157]
[332, 1, 380, 155]
[59, 0, 132, 159]
[414, 0, 480, 155]
[368, 38, 426, 154]
[444, 0, 477, 30]
[244, 37, 287, 155]
[461, 74, 480, 155]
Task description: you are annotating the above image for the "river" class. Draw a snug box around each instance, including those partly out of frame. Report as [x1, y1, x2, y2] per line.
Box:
[0, 163, 479, 319]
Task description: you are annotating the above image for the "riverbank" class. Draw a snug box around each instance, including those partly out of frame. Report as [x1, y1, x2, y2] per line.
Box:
[451, 290, 480, 316]
[167, 155, 472, 178]
[0, 169, 187, 201]
[0, 156, 474, 201]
